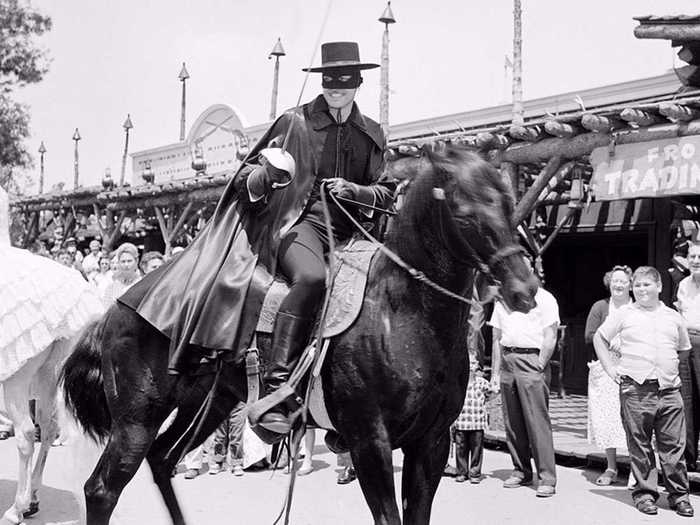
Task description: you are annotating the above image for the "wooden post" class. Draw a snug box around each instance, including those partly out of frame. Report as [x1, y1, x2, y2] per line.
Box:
[154, 206, 172, 255]
[652, 198, 673, 304]
[512, 156, 563, 227]
[512, 0, 524, 126]
[378, 2, 396, 136]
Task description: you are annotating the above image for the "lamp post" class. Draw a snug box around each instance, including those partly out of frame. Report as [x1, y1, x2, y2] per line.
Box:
[378, 2, 396, 136]
[120, 114, 133, 185]
[178, 62, 189, 141]
[72, 128, 81, 189]
[38, 141, 46, 194]
[268, 38, 286, 121]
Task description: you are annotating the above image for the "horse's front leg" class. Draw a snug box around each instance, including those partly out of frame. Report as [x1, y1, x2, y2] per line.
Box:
[350, 430, 402, 525]
[400, 429, 451, 525]
[1, 380, 35, 524]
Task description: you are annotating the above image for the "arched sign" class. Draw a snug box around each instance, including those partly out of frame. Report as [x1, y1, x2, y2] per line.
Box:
[131, 104, 250, 184]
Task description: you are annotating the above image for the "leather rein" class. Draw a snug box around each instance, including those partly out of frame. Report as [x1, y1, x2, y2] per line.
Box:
[324, 179, 522, 307]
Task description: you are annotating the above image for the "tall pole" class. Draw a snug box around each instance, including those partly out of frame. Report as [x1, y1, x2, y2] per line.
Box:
[38, 141, 46, 194]
[512, 0, 524, 125]
[378, 2, 396, 136]
[179, 62, 190, 141]
[72, 128, 81, 189]
[269, 38, 286, 120]
[120, 114, 133, 186]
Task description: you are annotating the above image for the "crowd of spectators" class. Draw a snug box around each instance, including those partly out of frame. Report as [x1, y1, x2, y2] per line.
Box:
[26, 235, 171, 309]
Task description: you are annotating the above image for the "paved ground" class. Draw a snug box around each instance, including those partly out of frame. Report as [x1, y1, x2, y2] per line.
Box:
[1, 429, 699, 525]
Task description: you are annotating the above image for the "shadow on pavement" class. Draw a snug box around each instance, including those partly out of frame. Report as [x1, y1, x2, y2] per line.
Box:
[0, 479, 79, 524]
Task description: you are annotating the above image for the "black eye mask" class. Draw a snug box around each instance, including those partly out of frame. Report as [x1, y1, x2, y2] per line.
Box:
[322, 70, 363, 89]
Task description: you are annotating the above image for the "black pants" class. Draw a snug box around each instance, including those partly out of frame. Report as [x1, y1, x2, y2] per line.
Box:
[277, 220, 332, 318]
[499, 351, 556, 486]
[619, 378, 689, 505]
[680, 336, 700, 469]
[454, 429, 484, 478]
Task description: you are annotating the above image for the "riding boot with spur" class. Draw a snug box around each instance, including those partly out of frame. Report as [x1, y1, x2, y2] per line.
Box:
[258, 312, 314, 434]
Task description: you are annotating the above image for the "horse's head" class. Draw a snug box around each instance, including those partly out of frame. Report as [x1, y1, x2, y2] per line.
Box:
[390, 146, 537, 312]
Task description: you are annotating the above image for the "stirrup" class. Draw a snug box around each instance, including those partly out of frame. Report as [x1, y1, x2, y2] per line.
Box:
[249, 384, 300, 427]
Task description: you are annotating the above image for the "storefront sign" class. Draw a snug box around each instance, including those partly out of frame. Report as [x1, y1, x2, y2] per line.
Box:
[590, 135, 700, 201]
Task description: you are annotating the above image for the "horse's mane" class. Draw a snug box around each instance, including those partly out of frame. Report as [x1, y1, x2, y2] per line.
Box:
[392, 145, 514, 225]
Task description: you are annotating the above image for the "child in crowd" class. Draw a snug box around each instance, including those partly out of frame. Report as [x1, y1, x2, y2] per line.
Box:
[453, 357, 492, 484]
[594, 266, 694, 518]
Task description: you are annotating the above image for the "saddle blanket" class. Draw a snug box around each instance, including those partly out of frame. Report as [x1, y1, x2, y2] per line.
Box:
[255, 239, 378, 338]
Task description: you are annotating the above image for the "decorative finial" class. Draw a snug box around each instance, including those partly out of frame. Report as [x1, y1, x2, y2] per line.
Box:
[379, 1, 396, 24]
[178, 62, 190, 81]
[72, 128, 81, 141]
[269, 38, 286, 58]
[123, 114, 133, 130]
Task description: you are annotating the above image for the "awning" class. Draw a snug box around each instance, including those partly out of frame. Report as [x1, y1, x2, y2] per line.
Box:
[538, 199, 654, 233]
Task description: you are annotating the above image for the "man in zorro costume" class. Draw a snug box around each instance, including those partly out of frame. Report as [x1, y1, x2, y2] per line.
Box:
[119, 42, 395, 436]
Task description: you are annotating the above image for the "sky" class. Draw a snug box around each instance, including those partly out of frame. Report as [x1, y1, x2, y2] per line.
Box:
[13, 0, 700, 191]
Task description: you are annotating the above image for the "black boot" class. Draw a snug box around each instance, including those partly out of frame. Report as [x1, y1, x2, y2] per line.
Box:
[258, 312, 314, 434]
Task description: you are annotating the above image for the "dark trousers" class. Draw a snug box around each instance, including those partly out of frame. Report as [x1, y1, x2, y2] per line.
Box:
[454, 429, 484, 477]
[680, 337, 700, 469]
[277, 221, 330, 318]
[619, 378, 689, 505]
[499, 351, 556, 486]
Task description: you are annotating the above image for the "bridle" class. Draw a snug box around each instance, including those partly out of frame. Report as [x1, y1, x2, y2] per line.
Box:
[427, 152, 524, 286]
[324, 170, 523, 306]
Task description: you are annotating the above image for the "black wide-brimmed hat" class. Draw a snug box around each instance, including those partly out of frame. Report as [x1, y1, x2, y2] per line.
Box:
[302, 41, 379, 72]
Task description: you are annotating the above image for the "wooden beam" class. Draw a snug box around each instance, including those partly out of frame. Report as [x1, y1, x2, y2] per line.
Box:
[512, 156, 562, 227]
[538, 206, 578, 256]
[538, 162, 575, 202]
[92, 203, 109, 241]
[580, 113, 625, 133]
[544, 119, 580, 139]
[620, 107, 663, 127]
[154, 206, 172, 254]
[634, 24, 700, 41]
[168, 201, 194, 244]
[509, 125, 545, 142]
[658, 102, 699, 122]
[494, 118, 700, 165]
[104, 210, 127, 251]
[476, 132, 509, 150]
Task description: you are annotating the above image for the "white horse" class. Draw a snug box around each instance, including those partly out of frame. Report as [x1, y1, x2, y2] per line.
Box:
[0, 186, 104, 524]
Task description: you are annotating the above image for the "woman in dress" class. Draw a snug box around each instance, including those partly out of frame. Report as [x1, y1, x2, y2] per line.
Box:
[585, 265, 632, 485]
[100, 242, 141, 307]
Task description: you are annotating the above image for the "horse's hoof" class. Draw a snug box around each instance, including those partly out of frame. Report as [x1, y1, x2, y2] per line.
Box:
[22, 502, 39, 518]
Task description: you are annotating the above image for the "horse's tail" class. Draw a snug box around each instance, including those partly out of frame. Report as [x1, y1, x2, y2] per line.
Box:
[60, 316, 111, 443]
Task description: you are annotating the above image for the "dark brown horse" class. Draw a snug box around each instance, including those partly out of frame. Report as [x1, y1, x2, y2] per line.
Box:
[62, 146, 537, 525]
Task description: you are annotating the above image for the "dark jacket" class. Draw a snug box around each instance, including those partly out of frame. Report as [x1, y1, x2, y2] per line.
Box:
[119, 95, 393, 372]
[584, 298, 609, 344]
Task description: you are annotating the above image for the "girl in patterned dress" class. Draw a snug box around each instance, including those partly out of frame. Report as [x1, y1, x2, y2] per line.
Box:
[453, 357, 492, 483]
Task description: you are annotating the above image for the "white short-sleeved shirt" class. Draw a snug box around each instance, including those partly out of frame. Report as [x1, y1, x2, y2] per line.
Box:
[676, 276, 700, 332]
[489, 288, 560, 349]
[596, 302, 691, 389]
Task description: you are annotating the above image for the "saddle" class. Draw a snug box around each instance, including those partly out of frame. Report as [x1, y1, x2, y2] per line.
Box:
[245, 238, 378, 439]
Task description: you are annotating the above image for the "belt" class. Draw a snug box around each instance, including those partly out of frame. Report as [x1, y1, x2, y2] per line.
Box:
[620, 375, 658, 385]
[503, 346, 539, 355]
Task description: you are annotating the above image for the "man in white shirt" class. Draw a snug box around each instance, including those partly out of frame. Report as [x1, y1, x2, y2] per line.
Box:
[490, 263, 559, 498]
[676, 242, 700, 472]
[594, 266, 693, 517]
